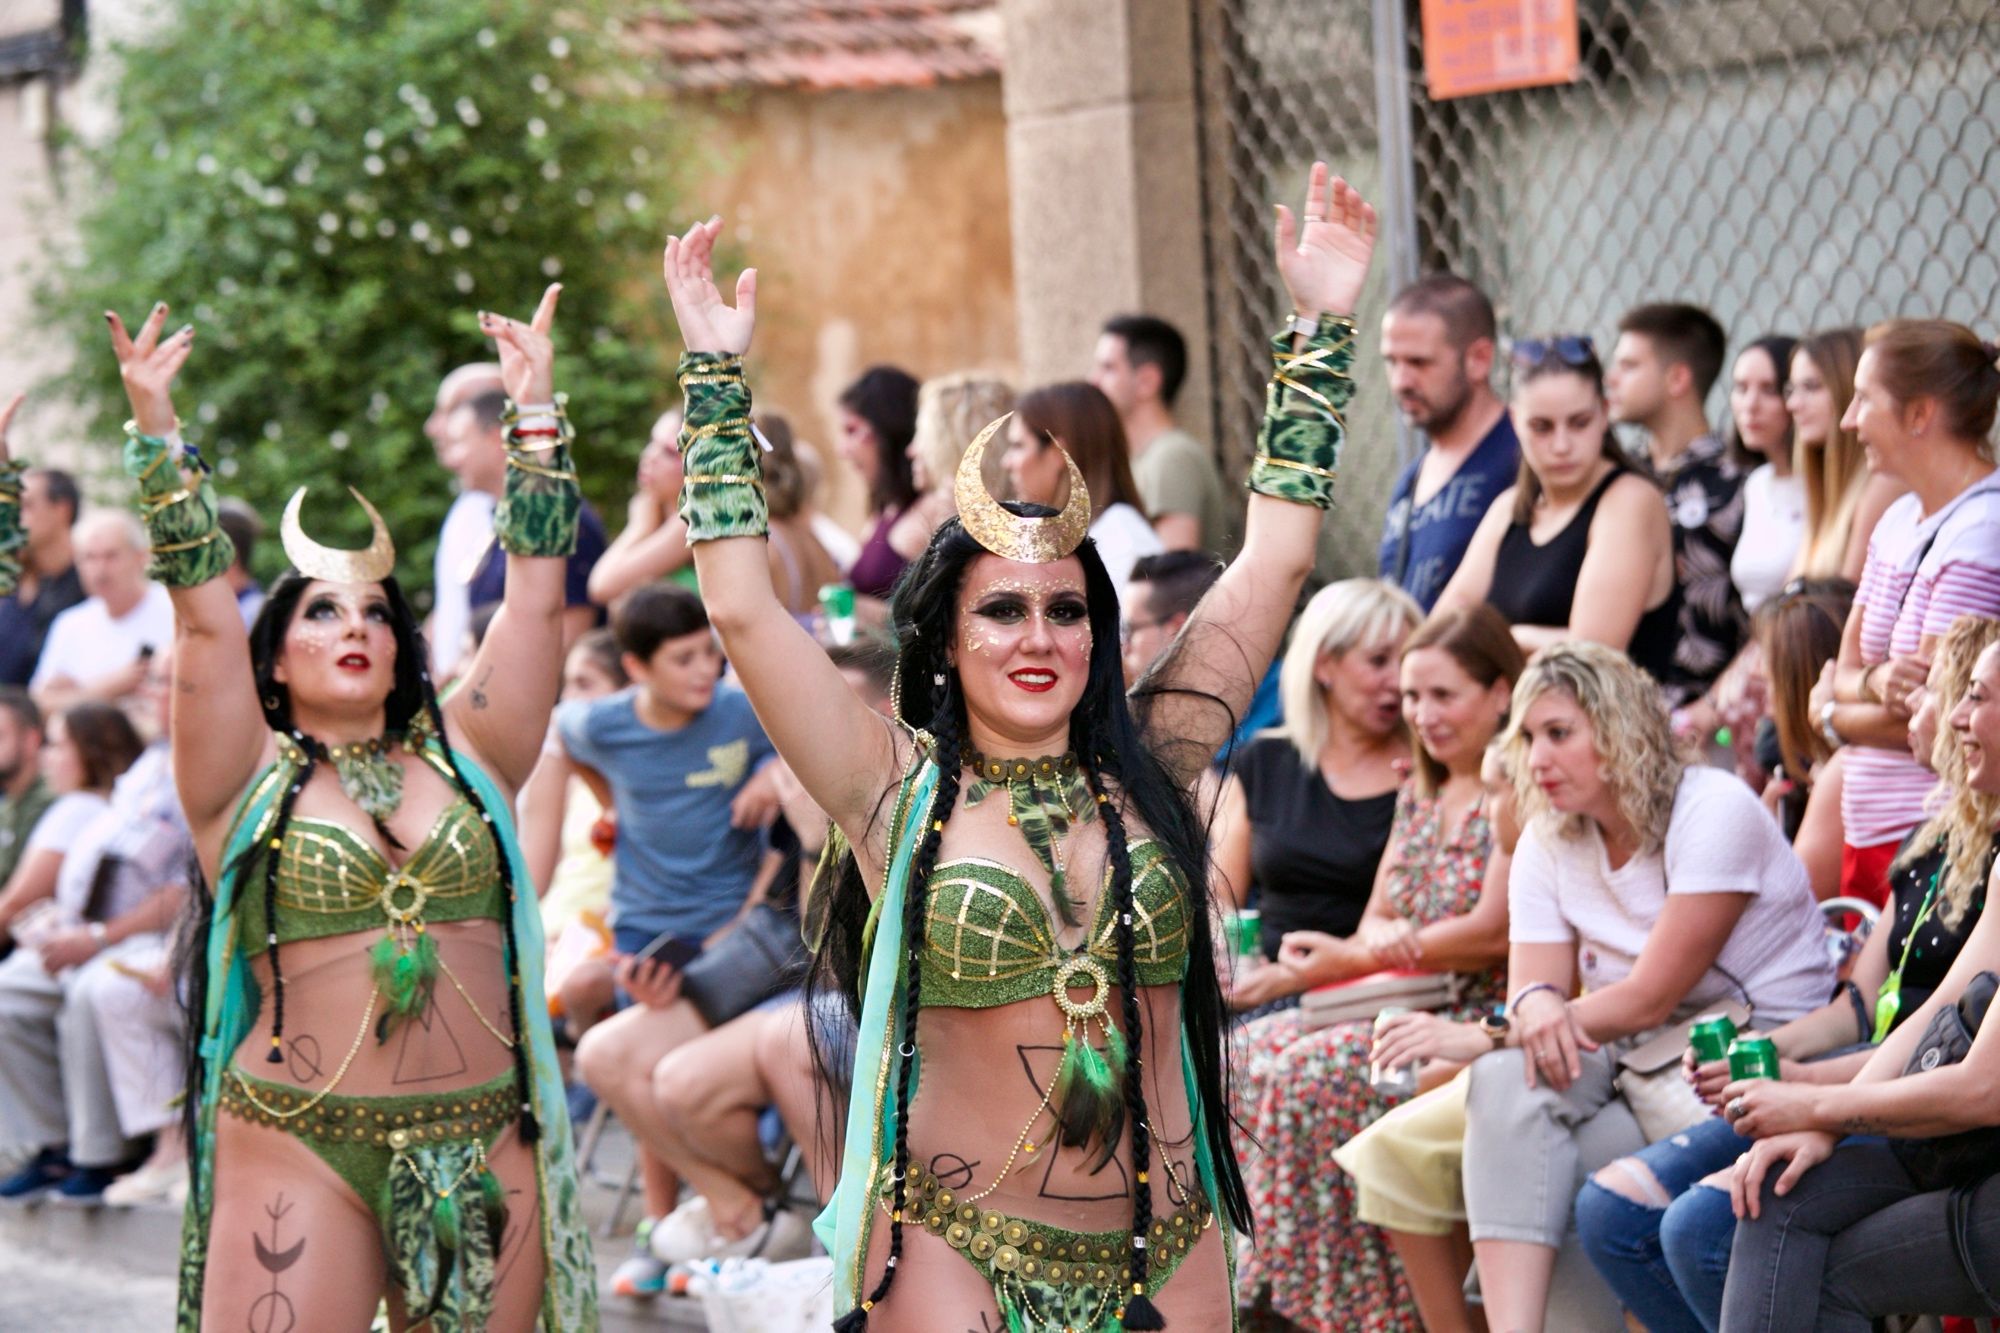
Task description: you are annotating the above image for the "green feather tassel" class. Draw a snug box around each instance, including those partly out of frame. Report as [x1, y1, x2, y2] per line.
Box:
[1104, 1022, 1129, 1082]
[1000, 1289, 1027, 1333]
[371, 931, 440, 1042]
[477, 1165, 510, 1244]
[1051, 1032, 1127, 1170]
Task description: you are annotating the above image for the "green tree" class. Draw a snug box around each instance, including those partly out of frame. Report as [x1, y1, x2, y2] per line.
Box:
[40, 0, 689, 603]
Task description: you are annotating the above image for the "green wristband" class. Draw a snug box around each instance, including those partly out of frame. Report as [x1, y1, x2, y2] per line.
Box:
[496, 395, 580, 559]
[121, 423, 235, 588]
[1247, 314, 1357, 509]
[675, 352, 768, 544]
[0, 458, 24, 598]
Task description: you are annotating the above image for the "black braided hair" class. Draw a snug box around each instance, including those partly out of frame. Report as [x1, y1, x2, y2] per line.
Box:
[838, 696, 962, 1332]
[258, 743, 317, 1061]
[1088, 774, 1164, 1326]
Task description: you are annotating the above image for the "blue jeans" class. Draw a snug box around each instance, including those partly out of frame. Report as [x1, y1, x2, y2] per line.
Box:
[1661, 1177, 1736, 1331]
[1574, 1115, 1749, 1333]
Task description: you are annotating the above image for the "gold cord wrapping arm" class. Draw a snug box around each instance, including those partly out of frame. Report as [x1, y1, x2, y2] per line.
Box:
[1247, 314, 1357, 508]
[122, 421, 236, 586]
[675, 352, 768, 543]
[496, 393, 580, 558]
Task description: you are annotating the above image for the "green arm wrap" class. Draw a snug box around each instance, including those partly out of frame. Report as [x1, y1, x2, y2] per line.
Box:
[122, 424, 236, 587]
[675, 351, 768, 544]
[0, 458, 25, 598]
[496, 394, 581, 559]
[1247, 314, 1357, 509]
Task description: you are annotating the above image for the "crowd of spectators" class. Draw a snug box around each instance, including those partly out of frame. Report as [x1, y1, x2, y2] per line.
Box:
[2, 283, 2000, 1333]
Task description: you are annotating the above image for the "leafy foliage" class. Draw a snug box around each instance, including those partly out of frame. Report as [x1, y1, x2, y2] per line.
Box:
[40, 0, 688, 601]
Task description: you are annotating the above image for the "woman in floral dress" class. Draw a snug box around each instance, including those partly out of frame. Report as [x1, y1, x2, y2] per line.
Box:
[1232, 605, 1521, 1332]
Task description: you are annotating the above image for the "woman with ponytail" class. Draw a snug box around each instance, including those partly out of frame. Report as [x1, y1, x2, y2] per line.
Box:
[105, 293, 594, 1330]
[661, 163, 1375, 1330]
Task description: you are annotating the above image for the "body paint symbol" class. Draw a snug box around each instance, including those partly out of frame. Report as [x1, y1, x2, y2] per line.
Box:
[248, 1193, 302, 1333]
[283, 1035, 323, 1084]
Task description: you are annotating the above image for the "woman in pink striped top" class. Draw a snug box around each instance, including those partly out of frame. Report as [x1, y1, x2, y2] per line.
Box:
[1810, 319, 2000, 905]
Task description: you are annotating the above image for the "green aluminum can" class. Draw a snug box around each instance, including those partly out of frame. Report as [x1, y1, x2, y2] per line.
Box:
[1727, 1035, 1782, 1081]
[1230, 909, 1262, 958]
[1688, 1013, 1739, 1065]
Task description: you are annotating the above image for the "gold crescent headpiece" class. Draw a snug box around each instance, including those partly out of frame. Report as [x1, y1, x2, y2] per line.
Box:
[953, 412, 1091, 563]
[280, 486, 397, 584]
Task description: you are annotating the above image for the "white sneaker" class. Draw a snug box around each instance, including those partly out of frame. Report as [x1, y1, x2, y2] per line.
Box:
[648, 1196, 726, 1266]
[102, 1158, 188, 1208]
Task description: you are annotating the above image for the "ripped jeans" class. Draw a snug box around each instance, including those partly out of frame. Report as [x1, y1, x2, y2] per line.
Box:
[1574, 1113, 1748, 1333]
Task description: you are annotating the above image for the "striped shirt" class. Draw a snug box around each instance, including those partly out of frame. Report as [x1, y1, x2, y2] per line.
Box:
[1843, 475, 2000, 846]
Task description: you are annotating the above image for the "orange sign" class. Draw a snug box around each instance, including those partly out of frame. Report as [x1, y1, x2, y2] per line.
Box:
[1420, 0, 1580, 101]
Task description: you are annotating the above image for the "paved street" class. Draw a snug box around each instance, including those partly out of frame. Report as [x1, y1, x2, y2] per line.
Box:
[0, 1243, 176, 1331]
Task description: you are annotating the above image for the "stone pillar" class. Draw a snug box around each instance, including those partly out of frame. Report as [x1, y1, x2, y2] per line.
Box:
[1000, 0, 1214, 448]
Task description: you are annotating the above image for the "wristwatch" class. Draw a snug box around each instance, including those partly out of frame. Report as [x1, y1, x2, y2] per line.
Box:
[1286, 312, 1322, 339]
[1818, 698, 1843, 749]
[1477, 1009, 1510, 1050]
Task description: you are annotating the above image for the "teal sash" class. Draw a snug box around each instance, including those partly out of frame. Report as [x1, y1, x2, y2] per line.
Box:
[176, 741, 597, 1331]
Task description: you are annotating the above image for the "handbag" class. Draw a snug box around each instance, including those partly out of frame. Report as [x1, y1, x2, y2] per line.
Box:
[1613, 998, 1751, 1142]
[1890, 969, 2000, 1191]
[1298, 967, 1461, 1031]
[679, 904, 811, 1028]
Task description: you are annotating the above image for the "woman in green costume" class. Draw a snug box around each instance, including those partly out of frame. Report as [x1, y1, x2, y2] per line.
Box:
[660, 164, 1376, 1331]
[104, 291, 595, 1331]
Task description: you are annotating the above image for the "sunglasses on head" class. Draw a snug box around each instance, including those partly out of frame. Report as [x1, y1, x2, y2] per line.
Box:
[1511, 335, 1597, 369]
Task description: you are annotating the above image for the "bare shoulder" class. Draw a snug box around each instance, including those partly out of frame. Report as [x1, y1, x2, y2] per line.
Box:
[1598, 472, 1668, 525]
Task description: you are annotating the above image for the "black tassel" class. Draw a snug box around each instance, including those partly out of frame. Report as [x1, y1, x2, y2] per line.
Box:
[1122, 1291, 1165, 1329]
[832, 1308, 870, 1332]
[517, 1107, 541, 1145]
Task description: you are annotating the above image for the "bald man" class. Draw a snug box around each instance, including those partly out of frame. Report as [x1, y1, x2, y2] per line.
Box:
[428, 362, 504, 678]
[30, 511, 175, 712]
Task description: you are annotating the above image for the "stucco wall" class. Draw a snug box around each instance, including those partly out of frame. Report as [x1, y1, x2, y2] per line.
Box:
[677, 77, 1018, 531]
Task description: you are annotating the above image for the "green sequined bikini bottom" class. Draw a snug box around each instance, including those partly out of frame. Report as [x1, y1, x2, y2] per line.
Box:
[883, 1166, 1215, 1332]
[221, 1067, 518, 1331]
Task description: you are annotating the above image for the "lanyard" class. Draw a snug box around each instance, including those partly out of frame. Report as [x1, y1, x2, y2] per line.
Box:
[1874, 865, 1943, 1042]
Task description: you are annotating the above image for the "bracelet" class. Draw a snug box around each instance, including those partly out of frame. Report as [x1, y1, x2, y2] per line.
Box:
[1507, 981, 1563, 1014]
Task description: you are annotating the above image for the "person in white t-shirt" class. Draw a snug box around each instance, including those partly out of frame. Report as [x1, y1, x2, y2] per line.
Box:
[29, 511, 175, 714]
[1000, 381, 1165, 598]
[1454, 640, 1833, 1331]
[425, 362, 503, 679]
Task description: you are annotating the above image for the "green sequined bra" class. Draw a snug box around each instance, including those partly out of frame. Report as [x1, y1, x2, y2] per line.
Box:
[920, 839, 1191, 1009]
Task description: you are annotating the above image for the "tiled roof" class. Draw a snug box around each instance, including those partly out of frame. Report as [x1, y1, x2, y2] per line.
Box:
[637, 0, 1002, 93]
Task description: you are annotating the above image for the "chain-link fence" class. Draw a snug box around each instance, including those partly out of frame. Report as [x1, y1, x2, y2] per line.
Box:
[1196, 0, 2000, 577]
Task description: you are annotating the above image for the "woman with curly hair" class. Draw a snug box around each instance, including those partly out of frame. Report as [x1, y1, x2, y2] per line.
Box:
[1461, 641, 1833, 1331]
[660, 163, 1376, 1330]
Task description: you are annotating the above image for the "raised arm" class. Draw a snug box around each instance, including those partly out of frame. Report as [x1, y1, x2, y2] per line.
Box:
[662, 219, 902, 854]
[443, 285, 571, 792]
[106, 304, 266, 836]
[1134, 165, 1376, 784]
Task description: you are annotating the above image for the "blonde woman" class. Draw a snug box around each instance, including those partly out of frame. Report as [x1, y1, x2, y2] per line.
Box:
[1229, 605, 1519, 1333]
[1463, 641, 1833, 1331]
[1786, 327, 1901, 582]
[1211, 578, 1421, 1012]
[888, 373, 1015, 563]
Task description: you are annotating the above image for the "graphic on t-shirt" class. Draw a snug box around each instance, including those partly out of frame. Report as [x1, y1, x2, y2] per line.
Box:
[686, 738, 751, 790]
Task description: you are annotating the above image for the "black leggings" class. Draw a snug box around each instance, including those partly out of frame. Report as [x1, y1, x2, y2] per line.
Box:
[1720, 1139, 2000, 1332]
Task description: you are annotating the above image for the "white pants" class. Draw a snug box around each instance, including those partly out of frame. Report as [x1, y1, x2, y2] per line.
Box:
[0, 942, 140, 1167]
[88, 935, 182, 1139]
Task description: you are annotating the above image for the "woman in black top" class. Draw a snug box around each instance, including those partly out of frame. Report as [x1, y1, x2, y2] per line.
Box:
[1212, 578, 1421, 1009]
[1437, 336, 1679, 684]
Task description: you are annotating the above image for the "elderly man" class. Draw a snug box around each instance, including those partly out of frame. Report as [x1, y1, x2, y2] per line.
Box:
[29, 511, 174, 713]
[428, 361, 504, 678]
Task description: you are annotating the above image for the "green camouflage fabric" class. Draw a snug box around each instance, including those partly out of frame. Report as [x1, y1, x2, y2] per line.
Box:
[675, 351, 768, 543]
[1247, 314, 1357, 509]
[496, 419, 579, 559]
[122, 427, 237, 587]
[381, 1138, 503, 1333]
[962, 765, 1097, 926]
[0, 458, 25, 597]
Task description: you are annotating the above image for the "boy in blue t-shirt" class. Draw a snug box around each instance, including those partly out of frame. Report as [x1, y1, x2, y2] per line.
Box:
[554, 583, 777, 1029]
[554, 583, 780, 1296]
